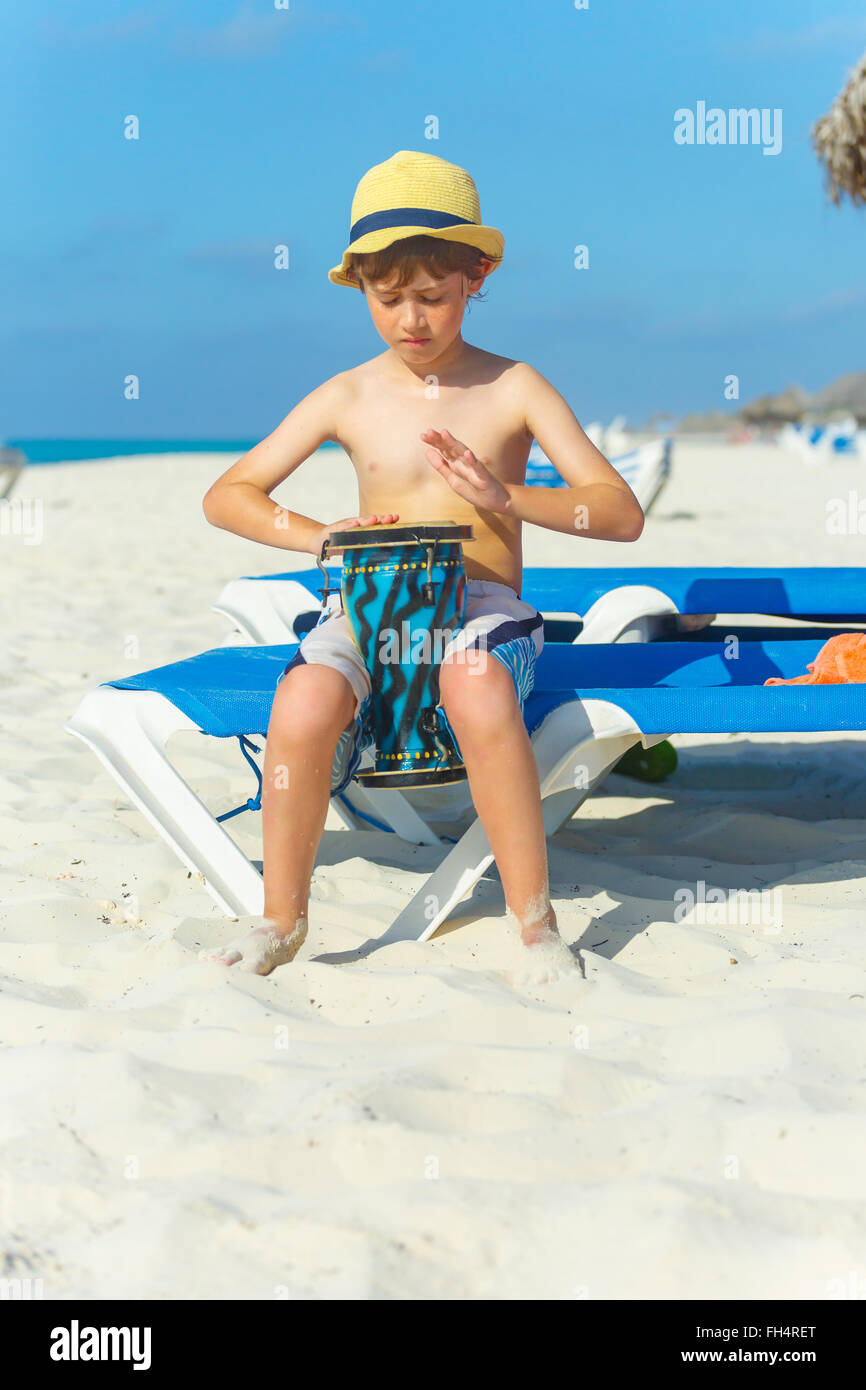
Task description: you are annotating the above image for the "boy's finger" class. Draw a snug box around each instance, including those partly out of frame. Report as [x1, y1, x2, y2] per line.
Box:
[449, 478, 472, 501]
[436, 464, 469, 497]
[442, 429, 469, 454]
[439, 439, 467, 461]
[423, 429, 462, 461]
[452, 455, 479, 481]
[428, 457, 454, 479]
[425, 448, 448, 469]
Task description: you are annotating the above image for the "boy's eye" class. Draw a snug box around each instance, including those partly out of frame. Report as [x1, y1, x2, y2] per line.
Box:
[380, 295, 441, 306]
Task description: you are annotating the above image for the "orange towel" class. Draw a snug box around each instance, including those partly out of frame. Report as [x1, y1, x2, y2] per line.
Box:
[764, 632, 866, 686]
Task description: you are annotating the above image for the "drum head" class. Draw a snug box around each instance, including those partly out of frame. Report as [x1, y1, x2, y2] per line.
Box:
[326, 520, 474, 549]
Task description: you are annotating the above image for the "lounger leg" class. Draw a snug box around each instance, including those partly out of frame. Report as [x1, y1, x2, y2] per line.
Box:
[333, 783, 443, 845]
[371, 701, 652, 945]
[346, 787, 444, 844]
[66, 687, 265, 918]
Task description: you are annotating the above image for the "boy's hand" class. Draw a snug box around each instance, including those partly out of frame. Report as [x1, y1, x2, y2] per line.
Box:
[317, 512, 400, 558]
[421, 428, 512, 513]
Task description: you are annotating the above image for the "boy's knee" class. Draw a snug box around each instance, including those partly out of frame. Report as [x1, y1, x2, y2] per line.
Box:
[271, 663, 357, 738]
[438, 652, 515, 726]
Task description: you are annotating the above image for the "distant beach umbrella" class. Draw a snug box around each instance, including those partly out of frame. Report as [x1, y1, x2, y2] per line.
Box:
[813, 51, 866, 206]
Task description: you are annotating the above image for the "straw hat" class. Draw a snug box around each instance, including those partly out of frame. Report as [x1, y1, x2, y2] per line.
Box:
[329, 149, 505, 289]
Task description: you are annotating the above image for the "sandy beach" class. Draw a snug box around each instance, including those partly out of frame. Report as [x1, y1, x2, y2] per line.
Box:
[2, 439, 866, 1300]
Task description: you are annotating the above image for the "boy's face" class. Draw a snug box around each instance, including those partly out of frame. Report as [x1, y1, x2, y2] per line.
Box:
[361, 261, 489, 362]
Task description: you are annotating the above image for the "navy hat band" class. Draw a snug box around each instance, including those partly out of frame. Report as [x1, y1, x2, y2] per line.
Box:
[350, 207, 476, 242]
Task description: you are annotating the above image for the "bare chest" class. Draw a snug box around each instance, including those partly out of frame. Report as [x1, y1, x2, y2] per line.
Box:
[340, 382, 530, 497]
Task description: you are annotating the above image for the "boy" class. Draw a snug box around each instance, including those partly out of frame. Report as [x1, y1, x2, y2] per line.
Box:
[201, 150, 643, 976]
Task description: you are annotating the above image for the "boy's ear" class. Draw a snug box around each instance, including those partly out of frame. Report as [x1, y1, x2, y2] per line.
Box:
[466, 257, 493, 294]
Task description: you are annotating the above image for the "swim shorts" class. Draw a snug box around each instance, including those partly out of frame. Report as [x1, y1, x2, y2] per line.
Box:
[275, 577, 545, 795]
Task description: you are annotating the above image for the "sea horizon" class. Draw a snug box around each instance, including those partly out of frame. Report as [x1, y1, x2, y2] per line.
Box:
[4, 439, 344, 465]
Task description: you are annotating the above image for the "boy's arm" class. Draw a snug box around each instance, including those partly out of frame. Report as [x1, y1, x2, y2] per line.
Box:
[505, 365, 644, 541]
[203, 375, 349, 554]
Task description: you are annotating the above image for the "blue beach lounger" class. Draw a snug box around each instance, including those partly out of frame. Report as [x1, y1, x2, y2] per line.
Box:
[66, 636, 866, 945]
[213, 565, 866, 648]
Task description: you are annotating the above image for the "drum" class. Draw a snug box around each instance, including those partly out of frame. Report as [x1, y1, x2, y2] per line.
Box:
[319, 521, 474, 788]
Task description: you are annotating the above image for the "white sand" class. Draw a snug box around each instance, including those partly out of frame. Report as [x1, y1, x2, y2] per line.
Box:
[2, 440, 866, 1299]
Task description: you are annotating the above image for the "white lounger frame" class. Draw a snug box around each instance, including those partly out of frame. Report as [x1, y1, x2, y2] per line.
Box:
[66, 684, 664, 942]
[213, 577, 685, 648]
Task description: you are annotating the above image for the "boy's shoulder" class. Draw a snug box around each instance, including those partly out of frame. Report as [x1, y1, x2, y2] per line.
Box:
[464, 351, 551, 394]
[472, 355, 552, 406]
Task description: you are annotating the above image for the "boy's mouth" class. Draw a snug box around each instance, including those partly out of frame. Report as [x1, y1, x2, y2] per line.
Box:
[402, 337, 430, 346]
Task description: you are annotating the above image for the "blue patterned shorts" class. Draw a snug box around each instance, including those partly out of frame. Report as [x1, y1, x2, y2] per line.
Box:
[276, 578, 544, 794]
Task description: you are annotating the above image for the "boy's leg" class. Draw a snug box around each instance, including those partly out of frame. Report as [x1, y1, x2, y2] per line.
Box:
[437, 651, 557, 942]
[262, 663, 356, 926]
[200, 663, 358, 974]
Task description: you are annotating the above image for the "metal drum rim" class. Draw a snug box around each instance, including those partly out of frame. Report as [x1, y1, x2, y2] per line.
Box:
[326, 520, 474, 549]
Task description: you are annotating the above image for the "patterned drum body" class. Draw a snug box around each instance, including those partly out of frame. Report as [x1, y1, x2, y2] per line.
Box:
[323, 522, 473, 788]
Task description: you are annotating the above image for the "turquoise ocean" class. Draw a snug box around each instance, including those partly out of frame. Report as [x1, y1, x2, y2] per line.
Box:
[6, 440, 343, 465]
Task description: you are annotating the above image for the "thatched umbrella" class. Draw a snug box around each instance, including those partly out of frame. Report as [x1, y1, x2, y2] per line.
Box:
[813, 52, 866, 206]
[740, 385, 809, 426]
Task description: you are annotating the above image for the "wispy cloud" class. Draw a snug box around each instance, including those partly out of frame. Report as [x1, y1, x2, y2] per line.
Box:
[171, 3, 342, 61]
[653, 285, 866, 340]
[733, 17, 866, 59]
[183, 237, 287, 276]
[779, 285, 866, 322]
[37, 3, 342, 60]
[37, 7, 161, 47]
[66, 214, 170, 260]
[0, 215, 171, 291]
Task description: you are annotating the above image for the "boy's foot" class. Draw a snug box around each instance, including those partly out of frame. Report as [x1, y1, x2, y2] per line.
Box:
[199, 915, 308, 975]
[507, 902, 578, 985]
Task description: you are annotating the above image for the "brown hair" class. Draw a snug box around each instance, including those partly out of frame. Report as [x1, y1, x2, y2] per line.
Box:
[346, 234, 498, 298]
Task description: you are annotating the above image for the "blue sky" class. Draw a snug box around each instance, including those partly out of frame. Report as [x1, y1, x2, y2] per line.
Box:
[3, 0, 865, 437]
